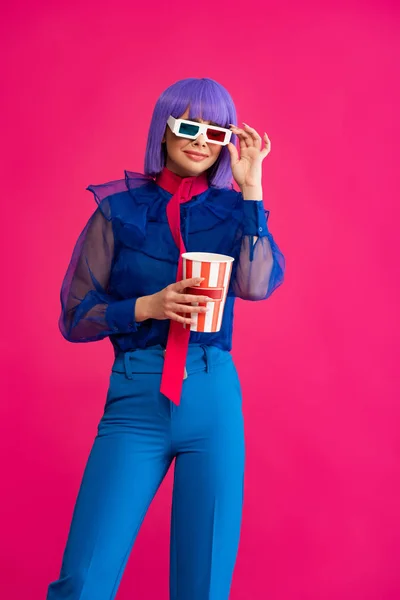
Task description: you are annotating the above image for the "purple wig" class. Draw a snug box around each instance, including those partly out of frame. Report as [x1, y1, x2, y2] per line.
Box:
[144, 78, 238, 189]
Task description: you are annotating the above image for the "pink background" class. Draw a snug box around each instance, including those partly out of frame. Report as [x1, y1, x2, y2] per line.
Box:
[1, 1, 399, 599]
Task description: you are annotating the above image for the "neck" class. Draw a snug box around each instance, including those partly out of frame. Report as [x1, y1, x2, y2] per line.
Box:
[155, 165, 209, 197]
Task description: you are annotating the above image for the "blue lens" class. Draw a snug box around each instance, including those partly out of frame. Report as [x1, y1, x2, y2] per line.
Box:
[179, 122, 200, 136]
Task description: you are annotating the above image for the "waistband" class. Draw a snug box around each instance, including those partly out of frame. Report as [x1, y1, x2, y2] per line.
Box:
[112, 343, 231, 380]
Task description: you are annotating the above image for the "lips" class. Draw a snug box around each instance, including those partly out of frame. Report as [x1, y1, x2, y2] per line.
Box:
[184, 151, 209, 161]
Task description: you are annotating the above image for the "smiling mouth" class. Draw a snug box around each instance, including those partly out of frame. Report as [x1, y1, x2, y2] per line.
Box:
[183, 151, 209, 160]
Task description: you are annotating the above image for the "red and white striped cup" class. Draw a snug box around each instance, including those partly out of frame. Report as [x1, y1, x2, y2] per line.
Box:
[181, 252, 235, 333]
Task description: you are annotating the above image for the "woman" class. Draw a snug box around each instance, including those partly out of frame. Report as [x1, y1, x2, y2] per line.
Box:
[47, 77, 285, 600]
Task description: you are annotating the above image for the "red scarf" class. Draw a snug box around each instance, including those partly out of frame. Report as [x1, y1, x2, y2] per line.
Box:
[155, 166, 209, 405]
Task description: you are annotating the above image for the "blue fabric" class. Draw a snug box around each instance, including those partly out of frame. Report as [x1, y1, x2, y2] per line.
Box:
[46, 344, 245, 600]
[59, 172, 285, 355]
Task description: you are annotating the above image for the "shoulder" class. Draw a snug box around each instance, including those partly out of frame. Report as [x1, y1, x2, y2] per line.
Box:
[207, 185, 242, 205]
[205, 186, 245, 217]
[85, 170, 162, 243]
[85, 170, 159, 220]
[187, 186, 243, 234]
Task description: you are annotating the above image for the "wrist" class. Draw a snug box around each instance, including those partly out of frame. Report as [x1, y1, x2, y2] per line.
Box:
[135, 296, 152, 322]
[240, 185, 263, 201]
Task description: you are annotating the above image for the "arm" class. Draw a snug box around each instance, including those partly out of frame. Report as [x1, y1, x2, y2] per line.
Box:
[59, 206, 142, 342]
[231, 195, 285, 301]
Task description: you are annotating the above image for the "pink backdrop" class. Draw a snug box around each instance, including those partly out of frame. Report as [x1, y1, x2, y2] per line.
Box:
[1, 1, 399, 599]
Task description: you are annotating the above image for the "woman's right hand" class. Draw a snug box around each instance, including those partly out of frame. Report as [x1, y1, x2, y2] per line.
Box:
[135, 278, 215, 325]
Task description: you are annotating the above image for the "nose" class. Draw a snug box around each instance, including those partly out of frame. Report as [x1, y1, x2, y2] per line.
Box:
[193, 133, 208, 147]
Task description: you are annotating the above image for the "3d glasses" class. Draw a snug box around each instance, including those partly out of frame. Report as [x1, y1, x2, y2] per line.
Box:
[167, 115, 233, 146]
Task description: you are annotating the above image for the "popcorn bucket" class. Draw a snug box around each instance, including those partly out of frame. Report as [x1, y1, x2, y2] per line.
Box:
[182, 252, 235, 333]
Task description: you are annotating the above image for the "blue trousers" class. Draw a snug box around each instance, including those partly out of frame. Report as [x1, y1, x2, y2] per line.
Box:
[47, 344, 245, 600]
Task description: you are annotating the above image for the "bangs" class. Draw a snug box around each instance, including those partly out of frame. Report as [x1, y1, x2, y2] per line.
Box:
[168, 80, 233, 128]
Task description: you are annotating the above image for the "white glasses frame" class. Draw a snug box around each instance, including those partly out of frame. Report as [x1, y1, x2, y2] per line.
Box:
[167, 115, 233, 146]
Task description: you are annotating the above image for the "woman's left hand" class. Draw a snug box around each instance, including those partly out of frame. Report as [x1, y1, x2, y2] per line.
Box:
[227, 123, 271, 189]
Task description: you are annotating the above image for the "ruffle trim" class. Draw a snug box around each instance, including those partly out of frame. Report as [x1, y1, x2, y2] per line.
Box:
[86, 171, 158, 244]
[86, 170, 245, 246]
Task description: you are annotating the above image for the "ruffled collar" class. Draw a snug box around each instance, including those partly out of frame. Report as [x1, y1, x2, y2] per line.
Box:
[154, 166, 209, 201]
[89, 168, 241, 237]
[87, 169, 241, 245]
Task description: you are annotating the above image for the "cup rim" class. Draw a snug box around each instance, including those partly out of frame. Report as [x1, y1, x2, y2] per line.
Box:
[181, 252, 235, 263]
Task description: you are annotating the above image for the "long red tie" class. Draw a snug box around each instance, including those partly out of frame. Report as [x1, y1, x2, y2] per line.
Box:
[155, 167, 209, 405]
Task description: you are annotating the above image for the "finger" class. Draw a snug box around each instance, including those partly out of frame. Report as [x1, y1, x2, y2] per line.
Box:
[237, 129, 252, 150]
[167, 311, 193, 325]
[227, 142, 239, 164]
[260, 132, 271, 157]
[172, 303, 208, 314]
[180, 294, 217, 304]
[230, 125, 252, 149]
[242, 122, 262, 149]
[174, 277, 204, 291]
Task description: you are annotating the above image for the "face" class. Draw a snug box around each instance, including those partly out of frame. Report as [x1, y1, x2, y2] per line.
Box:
[162, 107, 224, 178]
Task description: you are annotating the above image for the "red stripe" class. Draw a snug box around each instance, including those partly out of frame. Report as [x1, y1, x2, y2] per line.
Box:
[197, 262, 211, 332]
[211, 262, 227, 332]
[183, 259, 193, 322]
[217, 262, 232, 331]
[200, 261, 211, 287]
[186, 259, 193, 279]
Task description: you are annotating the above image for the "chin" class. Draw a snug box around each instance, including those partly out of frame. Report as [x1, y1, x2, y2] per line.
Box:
[167, 154, 211, 177]
[183, 157, 212, 172]
[178, 163, 207, 177]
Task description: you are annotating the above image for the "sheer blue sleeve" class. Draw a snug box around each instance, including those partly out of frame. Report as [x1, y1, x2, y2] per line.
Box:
[231, 199, 285, 301]
[59, 203, 140, 342]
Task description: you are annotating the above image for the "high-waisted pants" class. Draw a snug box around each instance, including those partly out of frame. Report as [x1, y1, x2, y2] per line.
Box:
[46, 343, 245, 600]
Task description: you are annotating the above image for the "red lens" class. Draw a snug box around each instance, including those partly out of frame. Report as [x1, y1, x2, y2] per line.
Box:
[206, 127, 226, 143]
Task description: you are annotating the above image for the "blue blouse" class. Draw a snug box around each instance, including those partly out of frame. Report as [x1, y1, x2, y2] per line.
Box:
[59, 170, 285, 356]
